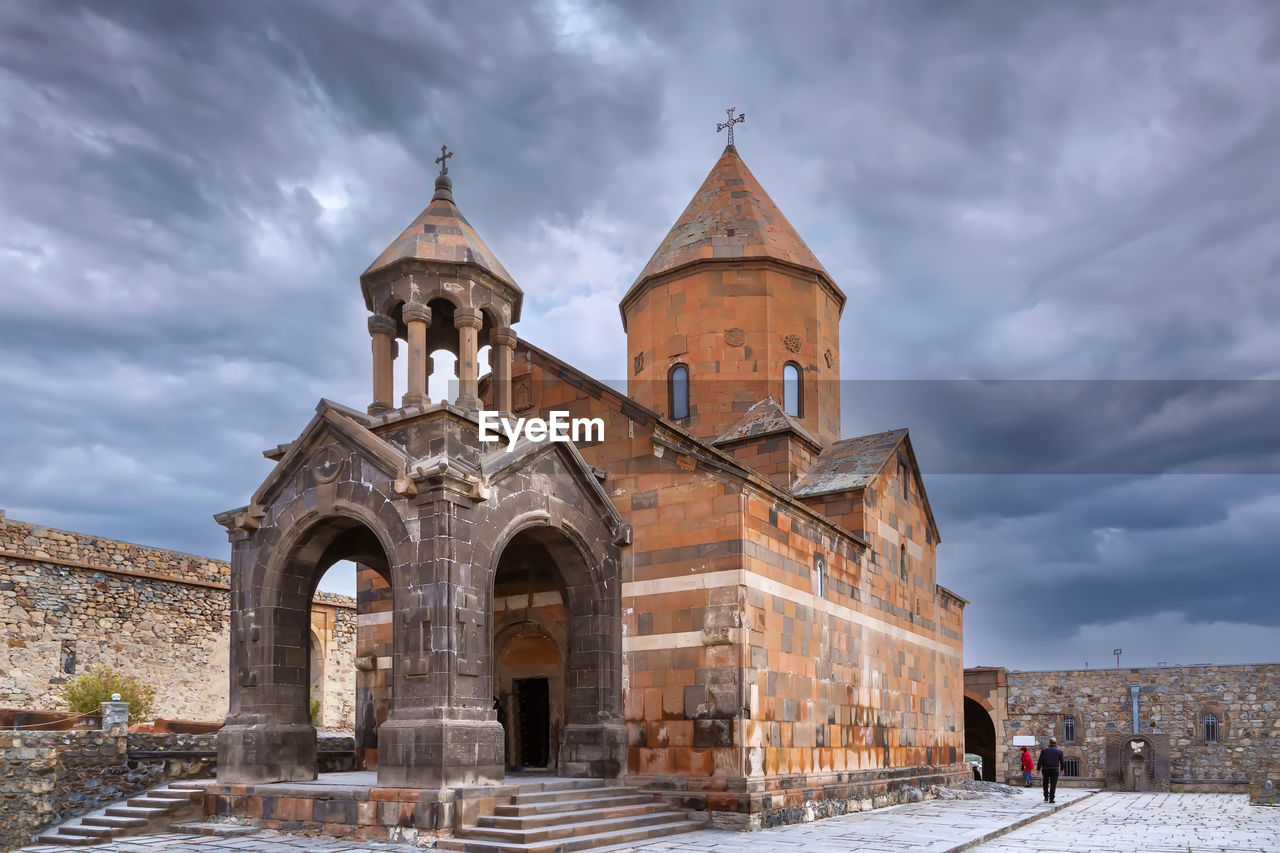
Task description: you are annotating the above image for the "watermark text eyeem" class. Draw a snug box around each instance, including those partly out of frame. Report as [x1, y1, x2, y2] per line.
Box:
[478, 411, 604, 445]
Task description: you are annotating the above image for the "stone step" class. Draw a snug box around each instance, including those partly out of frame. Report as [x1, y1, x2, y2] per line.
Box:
[81, 815, 149, 830]
[170, 821, 260, 837]
[510, 785, 626, 805]
[57, 824, 117, 839]
[126, 795, 179, 809]
[106, 805, 172, 819]
[511, 778, 603, 794]
[167, 780, 216, 790]
[148, 788, 203, 801]
[437, 817, 700, 853]
[480, 802, 670, 831]
[463, 809, 683, 843]
[34, 832, 102, 846]
[496, 792, 653, 818]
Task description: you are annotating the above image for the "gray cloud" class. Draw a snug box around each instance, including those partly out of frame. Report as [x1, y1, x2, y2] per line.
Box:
[1, 0, 1277, 670]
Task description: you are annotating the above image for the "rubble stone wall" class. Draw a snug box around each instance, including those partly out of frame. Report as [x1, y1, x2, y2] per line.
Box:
[0, 730, 128, 851]
[997, 664, 1279, 789]
[0, 516, 355, 726]
[0, 729, 357, 850]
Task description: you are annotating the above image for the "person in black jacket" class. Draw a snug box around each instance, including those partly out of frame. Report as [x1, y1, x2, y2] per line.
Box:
[1036, 737, 1065, 803]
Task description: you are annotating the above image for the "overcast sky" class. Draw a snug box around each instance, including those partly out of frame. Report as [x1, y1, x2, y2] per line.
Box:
[2, 0, 1278, 671]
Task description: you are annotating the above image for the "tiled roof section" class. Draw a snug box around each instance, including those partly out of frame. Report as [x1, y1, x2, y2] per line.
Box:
[713, 397, 820, 448]
[362, 176, 518, 290]
[792, 428, 907, 497]
[632, 145, 834, 287]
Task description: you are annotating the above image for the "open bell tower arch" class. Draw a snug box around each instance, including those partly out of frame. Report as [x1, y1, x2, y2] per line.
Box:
[360, 154, 522, 415]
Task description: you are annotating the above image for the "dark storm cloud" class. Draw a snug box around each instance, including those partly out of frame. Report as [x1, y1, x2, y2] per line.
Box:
[1, 0, 1277, 669]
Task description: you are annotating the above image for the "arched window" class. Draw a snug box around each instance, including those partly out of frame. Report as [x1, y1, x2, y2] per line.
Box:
[783, 362, 802, 417]
[669, 364, 689, 420]
[1203, 713, 1219, 743]
[1063, 714, 1077, 743]
[899, 543, 907, 580]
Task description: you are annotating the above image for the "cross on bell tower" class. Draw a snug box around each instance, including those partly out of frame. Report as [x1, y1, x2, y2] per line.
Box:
[434, 144, 452, 176]
[716, 107, 745, 146]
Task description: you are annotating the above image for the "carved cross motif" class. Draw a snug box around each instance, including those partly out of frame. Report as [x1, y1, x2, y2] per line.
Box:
[403, 607, 433, 677]
[716, 107, 745, 145]
[456, 607, 483, 676]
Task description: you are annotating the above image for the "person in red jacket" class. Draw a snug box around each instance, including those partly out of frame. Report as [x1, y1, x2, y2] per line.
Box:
[1019, 746, 1034, 787]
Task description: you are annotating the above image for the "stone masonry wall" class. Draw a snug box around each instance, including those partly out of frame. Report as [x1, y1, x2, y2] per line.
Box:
[501, 350, 968, 826]
[0, 730, 127, 851]
[1000, 664, 1279, 788]
[0, 516, 355, 726]
[0, 729, 358, 850]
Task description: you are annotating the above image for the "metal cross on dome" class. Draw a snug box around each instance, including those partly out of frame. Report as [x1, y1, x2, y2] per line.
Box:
[717, 107, 745, 145]
[435, 144, 453, 176]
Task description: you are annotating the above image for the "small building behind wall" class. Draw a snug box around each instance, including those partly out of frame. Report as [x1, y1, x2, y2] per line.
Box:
[965, 663, 1280, 793]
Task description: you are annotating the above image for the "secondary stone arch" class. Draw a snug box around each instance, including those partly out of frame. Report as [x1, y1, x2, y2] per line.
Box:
[474, 449, 627, 778]
[220, 496, 406, 784]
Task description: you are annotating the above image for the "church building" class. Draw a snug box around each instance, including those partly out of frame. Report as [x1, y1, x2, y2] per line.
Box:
[212, 131, 968, 836]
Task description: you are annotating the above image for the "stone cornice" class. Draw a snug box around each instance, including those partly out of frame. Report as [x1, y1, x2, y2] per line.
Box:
[618, 255, 847, 331]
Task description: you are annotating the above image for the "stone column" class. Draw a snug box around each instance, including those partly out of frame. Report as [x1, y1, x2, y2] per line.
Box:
[490, 327, 517, 413]
[368, 314, 396, 414]
[401, 302, 431, 408]
[454, 307, 483, 410]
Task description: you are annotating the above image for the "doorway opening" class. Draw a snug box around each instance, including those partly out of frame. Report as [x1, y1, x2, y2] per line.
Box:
[964, 696, 997, 781]
[514, 677, 550, 769]
[492, 529, 569, 775]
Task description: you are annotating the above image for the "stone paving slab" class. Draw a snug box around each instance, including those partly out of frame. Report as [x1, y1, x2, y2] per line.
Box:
[12, 785, 1093, 853]
[604, 787, 1094, 852]
[971, 791, 1280, 852]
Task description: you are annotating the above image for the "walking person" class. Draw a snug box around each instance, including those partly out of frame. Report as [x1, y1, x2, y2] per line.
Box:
[1036, 737, 1065, 803]
[1019, 746, 1034, 787]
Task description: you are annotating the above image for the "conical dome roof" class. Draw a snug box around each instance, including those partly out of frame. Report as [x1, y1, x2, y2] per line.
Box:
[629, 145, 834, 290]
[362, 175, 518, 291]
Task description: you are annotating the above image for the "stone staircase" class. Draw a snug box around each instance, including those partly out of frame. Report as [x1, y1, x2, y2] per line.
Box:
[34, 780, 211, 846]
[437, 779, 701, 853]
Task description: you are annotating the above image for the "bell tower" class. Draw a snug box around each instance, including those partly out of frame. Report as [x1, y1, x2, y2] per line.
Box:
[620, 130, 845, 447]
[360, 146, 522, 415]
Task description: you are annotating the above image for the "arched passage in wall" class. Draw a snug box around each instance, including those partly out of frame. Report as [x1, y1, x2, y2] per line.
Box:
[234, 511, 394, 781]
[490, 523, 618, 777]
[964, 695, 997, 782]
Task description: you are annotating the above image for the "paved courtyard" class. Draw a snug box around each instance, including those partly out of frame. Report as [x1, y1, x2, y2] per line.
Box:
[971, 791, 1280, 852]
[15, 789, 1280, 853]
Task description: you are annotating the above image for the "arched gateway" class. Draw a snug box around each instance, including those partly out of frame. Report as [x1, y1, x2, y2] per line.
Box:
[215, 401, 628, 787]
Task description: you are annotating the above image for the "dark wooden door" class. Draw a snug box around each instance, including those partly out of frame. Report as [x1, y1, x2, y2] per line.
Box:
[515, 677, 549, 769]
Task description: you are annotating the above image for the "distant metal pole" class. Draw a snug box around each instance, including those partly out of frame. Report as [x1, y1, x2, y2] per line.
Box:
[1130, 684, 1140, 734]
[1114, 648, 1122, 669]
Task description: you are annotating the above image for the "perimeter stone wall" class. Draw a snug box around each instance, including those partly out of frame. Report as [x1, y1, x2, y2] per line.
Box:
[996, 664, 1279, 790]
[0, 515, 355, 726]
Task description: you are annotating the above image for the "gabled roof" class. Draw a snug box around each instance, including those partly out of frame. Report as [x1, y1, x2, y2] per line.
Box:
[625, 145, 838, 295]
[514, 339, 868, 548]
[713, 397, 820, 450]
[792, 428, 908, 497]
[361, 175, 518, 290]
[793, 427, 940, 542]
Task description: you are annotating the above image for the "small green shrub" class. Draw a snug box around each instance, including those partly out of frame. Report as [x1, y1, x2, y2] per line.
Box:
[59, 664, 155, 725]
[310, 691, 321, 726]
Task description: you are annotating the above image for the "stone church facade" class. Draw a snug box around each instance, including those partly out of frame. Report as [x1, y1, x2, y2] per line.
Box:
[214, 142, 968, 827]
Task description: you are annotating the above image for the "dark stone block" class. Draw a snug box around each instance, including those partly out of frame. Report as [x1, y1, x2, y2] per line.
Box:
[694, 719, 733, 748]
